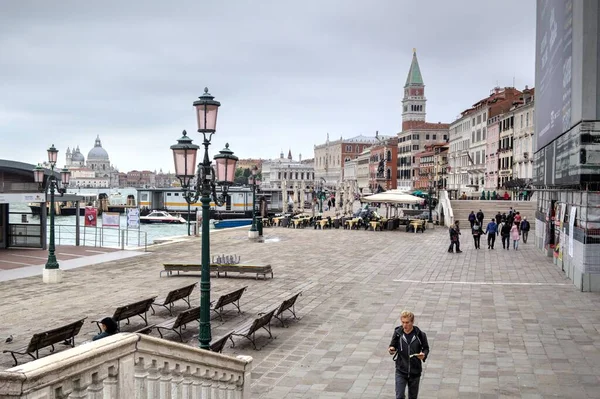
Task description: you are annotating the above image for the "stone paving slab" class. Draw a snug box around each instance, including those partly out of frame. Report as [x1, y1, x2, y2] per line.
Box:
[0, 226, 599, 398]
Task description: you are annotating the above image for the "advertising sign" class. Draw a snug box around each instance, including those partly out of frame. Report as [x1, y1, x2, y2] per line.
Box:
[102, 212, 120, 227]
[535, 0, 573, 151]
[569, 206, 576, 257]
[84, 207, 97, 227]
[127, 208, 140, 229]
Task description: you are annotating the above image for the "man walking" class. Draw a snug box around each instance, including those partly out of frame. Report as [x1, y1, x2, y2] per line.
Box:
[476, 209, 484, 226]
[520, 217, 530, 243]
[485, 218, 498, 249]
[389, 310, 430, 399]
[468, 211, 476, 229]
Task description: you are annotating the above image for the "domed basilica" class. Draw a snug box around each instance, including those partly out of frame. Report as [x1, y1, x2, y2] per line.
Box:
[65, 135, 120, 188]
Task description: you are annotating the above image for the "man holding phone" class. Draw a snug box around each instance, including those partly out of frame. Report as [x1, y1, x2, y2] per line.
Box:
[389, 310, 430, 399]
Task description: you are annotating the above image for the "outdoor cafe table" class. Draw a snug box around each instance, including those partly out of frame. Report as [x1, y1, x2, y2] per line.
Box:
[318, 219, 329, 229]
[345, 218, 360, 230]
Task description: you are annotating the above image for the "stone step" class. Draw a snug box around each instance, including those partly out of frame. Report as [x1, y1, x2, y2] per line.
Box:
[450, 200, 536, 230]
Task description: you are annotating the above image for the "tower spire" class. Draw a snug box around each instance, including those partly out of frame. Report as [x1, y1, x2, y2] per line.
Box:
[402, 49, 427, 127]
[405, 49, 424, 87]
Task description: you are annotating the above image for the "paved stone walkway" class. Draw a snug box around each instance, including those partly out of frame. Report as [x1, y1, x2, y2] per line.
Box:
[1, 225, 599, 398]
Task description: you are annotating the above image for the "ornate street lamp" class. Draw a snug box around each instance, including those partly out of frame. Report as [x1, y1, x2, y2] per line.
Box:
[33, 145, 71, 284]
[427, 173, 434, 224]
[248, 166, 260, 238]
[170, 88, 238, 350]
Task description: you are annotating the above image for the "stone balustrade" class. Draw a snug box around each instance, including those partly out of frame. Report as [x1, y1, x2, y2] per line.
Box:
[0, 333, 253, 398]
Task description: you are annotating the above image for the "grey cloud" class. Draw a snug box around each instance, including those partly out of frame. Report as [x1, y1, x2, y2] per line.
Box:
[1, 0, 535, 172]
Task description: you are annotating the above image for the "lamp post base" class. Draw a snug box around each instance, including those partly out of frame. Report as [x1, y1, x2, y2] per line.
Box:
[248, 230, 259, 239]
[43, 268, 63, 284]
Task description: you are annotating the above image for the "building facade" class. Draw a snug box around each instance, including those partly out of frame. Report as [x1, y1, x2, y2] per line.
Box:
[314, 134, 379, 187]
[512, 87, 535, 183]
[368, 137, 398, 192]
[261, 151, 315, 191]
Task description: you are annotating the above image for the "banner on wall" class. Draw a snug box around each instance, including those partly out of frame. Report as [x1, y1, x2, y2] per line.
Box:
[569, 207, 577, 257]
[84, 207, 97, 227]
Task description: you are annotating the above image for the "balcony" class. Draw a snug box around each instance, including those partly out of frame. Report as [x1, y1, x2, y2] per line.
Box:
[0, 334, 253, 398]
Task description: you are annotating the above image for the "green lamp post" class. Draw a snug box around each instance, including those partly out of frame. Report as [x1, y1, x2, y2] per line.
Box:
[33, 145, 71, 284]
[248, 166, 260, 238]
[170, 88, 238, 350]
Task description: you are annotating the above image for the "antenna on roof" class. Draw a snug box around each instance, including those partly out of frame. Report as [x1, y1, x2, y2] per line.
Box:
[512, 76, 515, 88]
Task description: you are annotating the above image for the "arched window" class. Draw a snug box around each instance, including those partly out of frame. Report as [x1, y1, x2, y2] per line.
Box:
[387, 150, 392, 162]
[386, 169, 391, 179]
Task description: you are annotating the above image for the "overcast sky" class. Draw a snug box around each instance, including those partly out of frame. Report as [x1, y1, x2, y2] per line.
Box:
[1, 0, 535, 173]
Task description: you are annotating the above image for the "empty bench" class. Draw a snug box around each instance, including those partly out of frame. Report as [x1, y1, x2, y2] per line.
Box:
[231, 308, 277, 350]
[151, 283, 197, 315]
[3, 318, 86, 366]
[93, 296, 156, 332]
[155, 306, 201, 342]
[211, 286, 247, 321]
[161, 263, 273, 280]
[210, 331, 234, 353]
[271, 292, 302, 327]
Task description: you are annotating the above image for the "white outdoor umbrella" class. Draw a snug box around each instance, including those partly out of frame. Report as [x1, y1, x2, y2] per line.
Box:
[335, 185, 341, 213]
[362, 192, 422, 204]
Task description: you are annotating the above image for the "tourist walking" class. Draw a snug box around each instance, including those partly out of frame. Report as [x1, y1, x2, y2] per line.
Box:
[476, 209, 484, 225]
[468, 211, 476, 229]
[495, 212, 502, 225]
[389, 310, 430, 399]
[511, 222, 520, 250]
[448, 221, 462, 253]
[520, 217, 531, 243]
[485, 218, 498, 249]
[501, 220, 511, 250]
[471, 221, 483, 249]
[514, 212, 522, 232]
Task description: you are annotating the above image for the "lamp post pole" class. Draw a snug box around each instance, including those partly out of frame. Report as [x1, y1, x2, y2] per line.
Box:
[171, 88, 238, 350]
[33, 145, 70, 284]
[248, 166, 258, 238]
[428, 181, 434, 224]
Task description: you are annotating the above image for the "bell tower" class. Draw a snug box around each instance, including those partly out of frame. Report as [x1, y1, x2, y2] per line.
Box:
[402, 49, 427, 127]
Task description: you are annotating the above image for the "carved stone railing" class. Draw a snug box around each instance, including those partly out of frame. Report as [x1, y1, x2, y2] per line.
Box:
[0, 333, 253, 398]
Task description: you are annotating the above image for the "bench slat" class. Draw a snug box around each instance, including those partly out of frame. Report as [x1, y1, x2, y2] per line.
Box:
[231, 308, 277, 350]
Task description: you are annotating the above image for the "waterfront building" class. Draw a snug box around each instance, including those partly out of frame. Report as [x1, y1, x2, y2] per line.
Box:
[414, 143, 449, 190]
[368, 137, 398, 192]
[65, 136, 119, 188]
[447, 87, 521, 197]
[237, 158, 263, 172]
[485, 115, 501, 190]
[512, 87, 535, 183]
[314, 134, 379, 188]
[260, 150, 314, 191]
[396, 50, 449, 191]
[355, 150, 370, 193]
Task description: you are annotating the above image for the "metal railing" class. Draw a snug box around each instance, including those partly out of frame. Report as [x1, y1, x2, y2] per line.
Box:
[55, 225, 148, 251]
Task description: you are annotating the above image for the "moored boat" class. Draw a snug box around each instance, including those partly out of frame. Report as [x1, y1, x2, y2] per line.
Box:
[139, 211, 186, 224]
[213, 218, 253, 229]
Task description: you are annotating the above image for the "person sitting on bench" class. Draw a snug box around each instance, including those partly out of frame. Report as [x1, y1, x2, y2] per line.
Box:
[93, 317, 118, 341]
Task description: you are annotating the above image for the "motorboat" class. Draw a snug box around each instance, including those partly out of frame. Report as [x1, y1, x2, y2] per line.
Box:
[213, 218, 253, 229]
[139, 211, 186, 224]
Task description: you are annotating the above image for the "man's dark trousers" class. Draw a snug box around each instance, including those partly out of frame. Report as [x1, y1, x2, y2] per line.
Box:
[522, 231, 529, 243]
[395, 371, 420, 399]
[488, 234, 496, 249]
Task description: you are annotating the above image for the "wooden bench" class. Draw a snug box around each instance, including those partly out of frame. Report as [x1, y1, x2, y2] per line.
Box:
[231, 308, 277, 350]
[92, 297, 156, 332]
[151, 283, 197, 315]
[210, 331, 234, 353]
[271, 292, 302, 328]
[155, 306, 200, 341]
[214, 264, 273, 280]
[211, 286, 247, 321]
[3, 318, 86, 366]
[161, 263, 273, 280]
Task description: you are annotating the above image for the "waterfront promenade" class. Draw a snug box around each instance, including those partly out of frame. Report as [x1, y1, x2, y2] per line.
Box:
[1, 226, 599, 398]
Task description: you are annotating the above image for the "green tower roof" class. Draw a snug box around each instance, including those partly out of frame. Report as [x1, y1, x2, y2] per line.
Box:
[405, 49, 423, 87]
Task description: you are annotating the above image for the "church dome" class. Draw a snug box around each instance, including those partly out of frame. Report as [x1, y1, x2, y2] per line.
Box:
[88, 135, 109, 161]
[72, 151, 85, 163]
